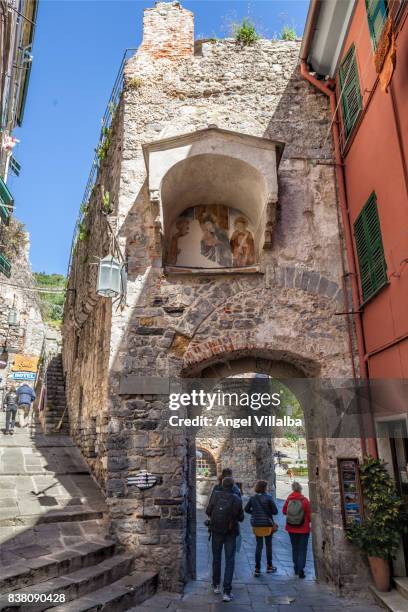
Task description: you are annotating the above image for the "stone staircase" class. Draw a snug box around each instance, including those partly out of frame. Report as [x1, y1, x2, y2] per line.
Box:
[371, 578, 408, 611]
[0, 416, 157, 610]
[41, 354, 69, 435]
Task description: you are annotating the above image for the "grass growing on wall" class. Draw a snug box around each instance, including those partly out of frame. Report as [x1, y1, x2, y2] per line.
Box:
[233, 18, 260, 45]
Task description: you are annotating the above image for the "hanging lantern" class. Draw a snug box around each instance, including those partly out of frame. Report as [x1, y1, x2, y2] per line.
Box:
[97, 255, 122, 298]
[8, 307, 19, 326]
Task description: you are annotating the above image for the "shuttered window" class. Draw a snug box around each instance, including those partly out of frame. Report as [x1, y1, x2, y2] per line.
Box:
[366, 0, 388, 49]
[339, 45, 362, 140]
[354, 193, 387, 303]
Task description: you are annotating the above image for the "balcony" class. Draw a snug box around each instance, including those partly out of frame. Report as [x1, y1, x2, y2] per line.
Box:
[0, 176, 14, 224]
[0, 252, 11, 277]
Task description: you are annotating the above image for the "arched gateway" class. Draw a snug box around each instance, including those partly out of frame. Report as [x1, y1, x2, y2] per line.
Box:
[63, 1, 371, 597]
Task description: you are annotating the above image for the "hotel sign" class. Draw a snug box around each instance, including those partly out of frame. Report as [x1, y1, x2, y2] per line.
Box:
[10, 371, 36, 381]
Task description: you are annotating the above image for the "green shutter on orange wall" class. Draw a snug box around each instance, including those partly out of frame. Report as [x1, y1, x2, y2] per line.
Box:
[339, 45, 362, 140]
[366, 0, 388, 49]
[354, 193, 388, 303]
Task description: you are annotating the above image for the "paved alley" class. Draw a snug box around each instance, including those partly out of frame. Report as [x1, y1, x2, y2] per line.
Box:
[131, 499, 382, 612]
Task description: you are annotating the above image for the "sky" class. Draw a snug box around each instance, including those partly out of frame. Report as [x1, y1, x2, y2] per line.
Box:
[10, 0, 309, 275]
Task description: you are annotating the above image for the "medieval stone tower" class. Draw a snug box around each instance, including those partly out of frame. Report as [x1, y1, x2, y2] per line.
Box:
[63, 1, 370, 593]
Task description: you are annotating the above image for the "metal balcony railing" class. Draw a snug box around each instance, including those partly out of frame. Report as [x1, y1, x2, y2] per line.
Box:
[67, 48, 137, 276]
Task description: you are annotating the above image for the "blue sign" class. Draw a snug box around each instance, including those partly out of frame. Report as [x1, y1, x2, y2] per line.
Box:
[10, 371, 36, 381]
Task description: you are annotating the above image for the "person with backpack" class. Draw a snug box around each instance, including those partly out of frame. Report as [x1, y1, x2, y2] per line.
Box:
[245, 479, 278, 577]
[3, 385, 18, 435]
[206, 476, 244, 602]
[208, 468, 243, 555]
[16, 383, 36, 428]
[209, 467, 242, 500]
[282, 481, 311, 578]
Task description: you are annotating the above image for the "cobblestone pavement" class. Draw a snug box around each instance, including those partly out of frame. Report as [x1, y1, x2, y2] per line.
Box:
[131, 502, 382, 612]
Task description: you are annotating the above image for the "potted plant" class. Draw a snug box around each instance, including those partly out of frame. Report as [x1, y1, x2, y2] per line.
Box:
[346, 456, 408, 592]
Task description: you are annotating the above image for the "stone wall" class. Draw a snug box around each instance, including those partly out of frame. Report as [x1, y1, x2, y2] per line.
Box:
[196, 436, 274, 497]
[63, 2, 369, 594]
[0, 234, 44, 402]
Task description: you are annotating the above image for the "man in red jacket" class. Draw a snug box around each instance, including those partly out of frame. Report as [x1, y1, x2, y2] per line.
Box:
[282, 481, 311, 578]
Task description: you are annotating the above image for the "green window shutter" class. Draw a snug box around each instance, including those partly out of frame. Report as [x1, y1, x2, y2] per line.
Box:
[366, 0, 388, 49]
[339, 46, 362, 140]
[0, 175, 14, 224]
[0, 252, 11, 278]
[354, 193, 387, 303]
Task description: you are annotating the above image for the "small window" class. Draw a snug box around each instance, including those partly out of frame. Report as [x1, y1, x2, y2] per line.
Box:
[354, 193, 387, 303]
[339, 45, 362, 140]
[196, 448, 216, 476]
[366, 0, 388, 49]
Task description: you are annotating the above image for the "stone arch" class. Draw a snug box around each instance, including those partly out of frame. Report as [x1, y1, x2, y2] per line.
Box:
[181, 337, 321, 378]
[180, 344, 358, 586]
[195, 446, 217, 476]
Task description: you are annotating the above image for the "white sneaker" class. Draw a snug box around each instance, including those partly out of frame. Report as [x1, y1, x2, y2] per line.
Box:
[213, 585, 221, 594]
[222, 593, 233, 602]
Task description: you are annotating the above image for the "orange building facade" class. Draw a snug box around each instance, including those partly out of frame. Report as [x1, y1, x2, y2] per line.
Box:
[301, 0, 408, 579]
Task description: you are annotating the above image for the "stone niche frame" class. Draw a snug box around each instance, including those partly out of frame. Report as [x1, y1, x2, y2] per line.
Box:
[142, 127, 285, 270]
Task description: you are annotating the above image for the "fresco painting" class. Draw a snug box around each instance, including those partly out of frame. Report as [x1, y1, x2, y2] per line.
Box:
[167, 205, 256, 268]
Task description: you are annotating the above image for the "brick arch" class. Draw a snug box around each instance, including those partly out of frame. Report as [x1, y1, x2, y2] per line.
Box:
[181, 334, 321, 377]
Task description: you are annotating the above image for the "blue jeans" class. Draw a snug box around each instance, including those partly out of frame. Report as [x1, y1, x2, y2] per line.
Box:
[211, 532, 236, 594]
[5, 408, 17, 432]
[289, 532, 309, 573]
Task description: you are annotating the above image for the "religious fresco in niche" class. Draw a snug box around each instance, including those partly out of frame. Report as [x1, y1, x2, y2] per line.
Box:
[167, 204, 256, 268]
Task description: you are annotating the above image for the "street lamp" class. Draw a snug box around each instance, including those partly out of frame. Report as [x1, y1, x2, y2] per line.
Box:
[8, 307, 18, 327]
[96, 255, 122, 298]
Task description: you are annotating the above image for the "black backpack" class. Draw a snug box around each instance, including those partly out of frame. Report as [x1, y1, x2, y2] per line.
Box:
[210, 491, 235, 533]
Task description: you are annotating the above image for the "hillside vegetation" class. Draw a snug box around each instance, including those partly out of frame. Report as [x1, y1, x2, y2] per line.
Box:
[33, 272, 66, 328]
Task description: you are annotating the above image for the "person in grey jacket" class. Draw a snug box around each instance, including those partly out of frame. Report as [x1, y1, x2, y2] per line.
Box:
[3, 386, 18, 435]
[245, 480, 278, 576]
[16, 384, 36, 428]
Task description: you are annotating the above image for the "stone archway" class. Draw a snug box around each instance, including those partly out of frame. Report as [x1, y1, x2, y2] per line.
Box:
[178, 344, 366, 589]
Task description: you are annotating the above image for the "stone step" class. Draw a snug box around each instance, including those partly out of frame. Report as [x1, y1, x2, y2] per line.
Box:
[47, 570, 158, 612]
[370, 586, 408, 611]
[0, 540, 116, 594]
[0, 553, 137, 612]
[0, 507, 106, 528]
[394, 577, 408, 600]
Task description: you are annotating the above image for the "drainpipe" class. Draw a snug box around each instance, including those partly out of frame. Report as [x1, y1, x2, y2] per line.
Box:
[299, 61, 377, 459]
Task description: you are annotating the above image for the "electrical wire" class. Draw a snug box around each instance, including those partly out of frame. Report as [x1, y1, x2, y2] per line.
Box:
[0, 280, 67, 293]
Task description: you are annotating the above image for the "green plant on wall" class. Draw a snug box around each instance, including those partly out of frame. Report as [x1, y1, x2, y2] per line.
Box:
[233, 18, 259, 46]
[346, 456, 408, 559]
[101, 187, 111, 214]
[280, 25, 297, 41]
[127, 77, 143, 90]
[79, 200, 89, 215]
[78, 220, 89, 242]
[96, 126, 112, 162]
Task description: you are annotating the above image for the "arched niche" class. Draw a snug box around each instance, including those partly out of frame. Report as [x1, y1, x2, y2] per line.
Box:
[142, 127, 284, 268]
